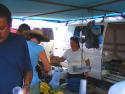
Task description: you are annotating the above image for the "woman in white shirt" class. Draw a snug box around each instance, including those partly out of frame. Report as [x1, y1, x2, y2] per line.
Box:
[50, 36, 91, 92]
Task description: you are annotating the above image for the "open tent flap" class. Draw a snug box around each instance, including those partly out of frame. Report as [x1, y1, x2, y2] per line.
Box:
[102, 22, 125, 83]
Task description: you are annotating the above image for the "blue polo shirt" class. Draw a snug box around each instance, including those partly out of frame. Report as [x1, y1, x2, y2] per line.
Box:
[0, 33, 32, 94]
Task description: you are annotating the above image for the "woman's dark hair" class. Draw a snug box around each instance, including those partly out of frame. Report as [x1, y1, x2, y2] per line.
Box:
[70, 36, 80, 48]
[17, 23, 31, 32]
[17, 23, 31, 39]
[0, 4, 12, 27]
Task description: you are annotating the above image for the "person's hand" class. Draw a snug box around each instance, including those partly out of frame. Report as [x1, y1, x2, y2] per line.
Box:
[50, 56, 59, 64]
[84, 72, 89, 78]
[22, 86, 30, 94]
[85, 59, 90, 66]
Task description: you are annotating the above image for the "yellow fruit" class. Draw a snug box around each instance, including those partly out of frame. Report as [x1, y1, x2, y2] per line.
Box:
[55, 91, 64, 94]
[40, 82, 50, 90]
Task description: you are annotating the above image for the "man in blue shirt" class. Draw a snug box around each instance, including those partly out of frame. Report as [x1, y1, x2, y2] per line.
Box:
[0, 4, 33, 94]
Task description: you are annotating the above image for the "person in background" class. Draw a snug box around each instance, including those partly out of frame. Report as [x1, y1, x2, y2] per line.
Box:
[0, 4, 33, 94]
[50, 36, 91, 92]
[26, 28, 51, 94]
[17, 23, 31, 38]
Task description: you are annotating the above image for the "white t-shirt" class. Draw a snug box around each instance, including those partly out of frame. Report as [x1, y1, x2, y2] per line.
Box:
[63, 49, 90, 74]
[108, 81, 125, 94]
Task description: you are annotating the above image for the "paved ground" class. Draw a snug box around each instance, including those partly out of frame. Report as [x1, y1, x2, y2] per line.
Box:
[62, 84, 108, 94]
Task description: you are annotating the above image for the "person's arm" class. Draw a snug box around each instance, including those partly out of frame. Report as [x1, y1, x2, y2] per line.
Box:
[85, 59, 91, 66]
[83, 51, 91, 78]
[50, 49, 68, 65]
[58, 57, 66, 62]
[50, 56, 65, 64]
[39, 51, 51, 73]
[23, 71, 33, 94]
[84, 59, 91, 78]
[22, 40, 33, 94]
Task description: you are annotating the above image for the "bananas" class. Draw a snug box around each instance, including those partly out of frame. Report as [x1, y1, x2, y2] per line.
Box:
[40, 82, 64, 94]
[55, 91, 64, 94]
[40, 82, 50, 94]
